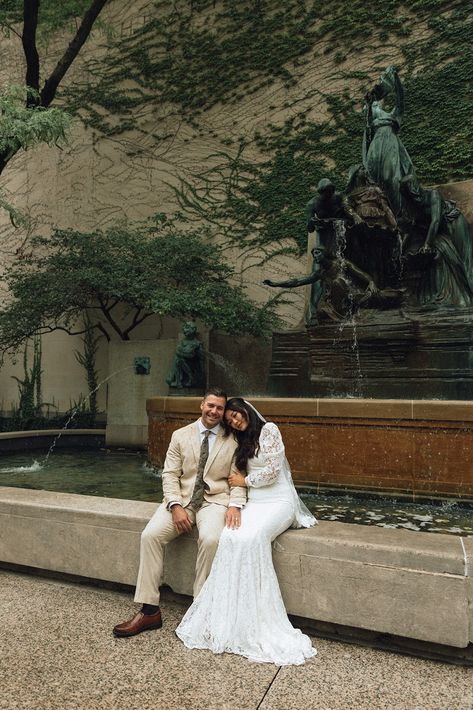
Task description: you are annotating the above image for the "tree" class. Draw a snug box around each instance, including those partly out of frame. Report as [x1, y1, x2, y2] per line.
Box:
[0, 216, 282, 352]
[0, 0, 110, 178]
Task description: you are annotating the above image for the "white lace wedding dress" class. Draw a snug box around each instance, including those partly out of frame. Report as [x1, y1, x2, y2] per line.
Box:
[176, 422, 317, 665]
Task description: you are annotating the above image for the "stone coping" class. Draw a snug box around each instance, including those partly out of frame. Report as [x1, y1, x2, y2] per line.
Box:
[0, 428, 106, 440]
[0, 429, 106, 452]
[0, 486, 154, 528]
[1, 486, 471, 648]
[0, 486, 465, 574]
[146, 397, 473, 422]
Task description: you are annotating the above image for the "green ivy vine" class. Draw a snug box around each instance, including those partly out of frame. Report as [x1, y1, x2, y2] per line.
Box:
[58, 0, 473, 253]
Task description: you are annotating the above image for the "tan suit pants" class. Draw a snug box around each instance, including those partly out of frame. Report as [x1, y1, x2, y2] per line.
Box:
[134, 501, 226, 606]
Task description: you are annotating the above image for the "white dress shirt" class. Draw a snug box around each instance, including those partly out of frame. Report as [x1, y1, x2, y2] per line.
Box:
[197, 419, 220, 453]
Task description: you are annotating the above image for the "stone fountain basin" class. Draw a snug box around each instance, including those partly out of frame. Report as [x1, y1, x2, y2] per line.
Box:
[0, 486, 471, 651]
[148, 397, 473, 499]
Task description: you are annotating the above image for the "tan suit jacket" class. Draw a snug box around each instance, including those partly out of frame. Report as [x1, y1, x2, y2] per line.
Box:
[161, 420, 246, 508]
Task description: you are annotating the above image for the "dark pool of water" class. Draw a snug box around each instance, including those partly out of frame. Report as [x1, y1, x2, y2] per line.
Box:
[0, 449, 472, 536]
[0, 449, 161, 502]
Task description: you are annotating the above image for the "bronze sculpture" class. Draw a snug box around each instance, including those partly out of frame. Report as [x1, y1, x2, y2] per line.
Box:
[265, 67, 472, 321]
[265, 66, 473, 398]
[166, 322, 205, 390]
[400, 175, 473, 307]
[362, 66, 419, 217]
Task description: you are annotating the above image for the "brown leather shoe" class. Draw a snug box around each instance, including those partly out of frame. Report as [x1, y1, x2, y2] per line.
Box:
[113, 608, 162, 638]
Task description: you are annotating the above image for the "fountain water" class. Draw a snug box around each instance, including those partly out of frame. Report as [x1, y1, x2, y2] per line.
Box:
[204, 350, 254, 395]
[0, 365, 135, 475]
[41, 365, 135, 465]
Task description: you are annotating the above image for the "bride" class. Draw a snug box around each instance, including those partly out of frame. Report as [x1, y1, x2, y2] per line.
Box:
[176, 397, 317, 665]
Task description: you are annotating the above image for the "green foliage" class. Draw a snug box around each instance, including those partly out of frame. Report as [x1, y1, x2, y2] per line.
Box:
[65, 395, 98, 428]
[4, 0, 473, 261]
[175, 146, 329, 254]
[400, 8, 473, 183]
[0, 408, 100, 432]
[0, 191, 29, 228]
[0, 0, 93, 39]
[166, 0, 473, 253]
[0, 0, 105, 202]
[10, 335, 49, 428]
[74, 314, 100, 420]
[0, 216, 282, 352]
[63, 0, 321, 132]
[0, 1, 22, 29]
[263, 0, 473, 189]
[2, 323, 100, 429]
[0, 86, 71, 155]
[66, 0, 444, 133]
[34, 0, 93, 34]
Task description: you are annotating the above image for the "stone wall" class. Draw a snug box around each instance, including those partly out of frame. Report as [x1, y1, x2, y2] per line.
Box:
[106, 339, 190, 448]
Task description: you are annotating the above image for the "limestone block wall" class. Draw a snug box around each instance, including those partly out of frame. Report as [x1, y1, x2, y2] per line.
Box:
[106, 339, 189, 448]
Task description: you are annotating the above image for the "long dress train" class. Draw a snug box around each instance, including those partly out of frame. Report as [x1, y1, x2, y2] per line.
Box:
[176, 422, 317, 665]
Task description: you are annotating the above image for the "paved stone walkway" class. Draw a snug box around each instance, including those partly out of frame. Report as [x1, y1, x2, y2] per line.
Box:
[1, 570, 471, 710]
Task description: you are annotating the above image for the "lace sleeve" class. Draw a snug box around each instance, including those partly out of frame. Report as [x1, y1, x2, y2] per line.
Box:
[246, 423, 284, 488]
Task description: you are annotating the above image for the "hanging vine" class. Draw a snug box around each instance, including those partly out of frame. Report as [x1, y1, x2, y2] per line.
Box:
[51, 0, 473, 253]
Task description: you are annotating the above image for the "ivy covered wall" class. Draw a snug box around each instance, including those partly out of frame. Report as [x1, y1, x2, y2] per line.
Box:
[2, 0, 473, 305]
[60, 0, 473, 258]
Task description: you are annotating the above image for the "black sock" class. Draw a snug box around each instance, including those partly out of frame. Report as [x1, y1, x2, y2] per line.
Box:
[141, 604, 160, 616]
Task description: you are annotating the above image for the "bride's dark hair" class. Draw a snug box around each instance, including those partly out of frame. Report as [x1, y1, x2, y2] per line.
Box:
[223, 397, 265, 472]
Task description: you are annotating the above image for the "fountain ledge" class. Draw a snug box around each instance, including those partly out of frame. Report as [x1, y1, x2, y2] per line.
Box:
[0, 486, 471, 650]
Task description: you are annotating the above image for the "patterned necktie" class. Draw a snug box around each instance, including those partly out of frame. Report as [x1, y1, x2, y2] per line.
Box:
[189, 430, 211, 511]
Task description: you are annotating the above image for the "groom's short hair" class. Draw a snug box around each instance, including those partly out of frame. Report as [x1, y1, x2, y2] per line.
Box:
[204, 386, 227, 401]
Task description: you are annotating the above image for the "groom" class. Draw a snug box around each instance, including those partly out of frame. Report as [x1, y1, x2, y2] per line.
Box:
[113, 387, 246, 637]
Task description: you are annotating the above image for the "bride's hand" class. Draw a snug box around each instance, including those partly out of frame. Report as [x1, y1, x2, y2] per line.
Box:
[225, 506, 241, 529]
[229, 471, 247, 487]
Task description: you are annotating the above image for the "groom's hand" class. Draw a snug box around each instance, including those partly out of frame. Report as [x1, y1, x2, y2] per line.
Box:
[225, 506, 241, 529]
[229, 471, 247, 487]
[171, 505, 193, 534]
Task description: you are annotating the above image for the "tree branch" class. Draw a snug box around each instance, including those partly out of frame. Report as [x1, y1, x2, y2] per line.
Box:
[97, 295, 126, 340]
[123, 308, 153, 338]
[22, 0, 40, 100]
[0, 0, 109, 177]
[40, 0, 110, 107]
[96, 322, 111, 342]
[3, 22, 23, 40]
[41, 324, 89, 336]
